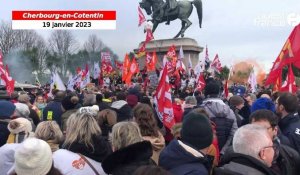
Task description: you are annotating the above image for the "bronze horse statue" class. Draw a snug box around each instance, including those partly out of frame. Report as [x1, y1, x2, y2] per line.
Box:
[139, 0, 203, 38]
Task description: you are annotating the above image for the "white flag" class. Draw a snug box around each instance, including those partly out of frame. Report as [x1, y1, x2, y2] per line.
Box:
[81, 70, 90, 88]
[47, 71, 66, 97]
[93, 62, 101, 79]
[248, 70, 257, 93]
[188, 54, 193, 75]
[54, 72, 66, 91]
[179, 46, 184, 60]
[67, 74, 74, 91]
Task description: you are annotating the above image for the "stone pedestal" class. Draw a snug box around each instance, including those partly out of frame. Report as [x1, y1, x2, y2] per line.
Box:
[134, 37, 203, 69]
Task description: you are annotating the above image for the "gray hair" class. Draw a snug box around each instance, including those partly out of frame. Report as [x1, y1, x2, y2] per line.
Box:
[247, 93, 257, 101]
[83, 93, 96, 106]
[185, 96, 197, 105]
[14, 103, 30, 118]
[111, 122, 143, 151]
[233, 124, 271, 160]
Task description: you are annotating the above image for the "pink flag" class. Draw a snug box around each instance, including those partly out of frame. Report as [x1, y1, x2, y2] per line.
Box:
[211, 54, 222, 73]
[0, 51, 3, 68]
[138, 6, 146, 27]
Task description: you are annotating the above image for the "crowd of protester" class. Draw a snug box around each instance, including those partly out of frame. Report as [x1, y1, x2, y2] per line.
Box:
[1, 78, 300, 175]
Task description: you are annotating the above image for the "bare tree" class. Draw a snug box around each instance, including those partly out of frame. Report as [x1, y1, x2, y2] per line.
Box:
[48, 30, 78, 76]
[0, 21, 20, 55]
[84, 34, 105, 53]
[17, 30, 41, 50]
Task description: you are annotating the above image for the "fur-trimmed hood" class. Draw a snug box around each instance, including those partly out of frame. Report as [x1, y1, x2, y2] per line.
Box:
[102, 141, 153, 175]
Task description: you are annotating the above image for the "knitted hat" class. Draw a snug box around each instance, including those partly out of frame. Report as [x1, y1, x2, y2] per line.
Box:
[62, 95, 79, 111]
[204, 81, 220, 97]
[0, 101, 16, 118]
[8, 117, 32, 134]
[181, 112, 213, 150]
[15, 103, 30, 118]
[229, 95, 244, 106]
[251, 97, 275, 113]
[79, 105, 99, 115]
[14, 138, 52, 175]
[126, 94, 138, 108]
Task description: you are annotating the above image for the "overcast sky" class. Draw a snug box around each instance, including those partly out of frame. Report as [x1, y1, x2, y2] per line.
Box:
[1, 0, 300, 72]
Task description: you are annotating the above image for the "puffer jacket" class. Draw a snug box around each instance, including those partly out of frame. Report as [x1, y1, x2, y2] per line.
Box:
[159, 139, 213, 175]
[201, 98, 238, 154]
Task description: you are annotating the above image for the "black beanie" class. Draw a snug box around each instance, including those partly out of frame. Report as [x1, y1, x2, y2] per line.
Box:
[204, 81, 220, 97]
[181, 112, 213, 150]
[62, 95, 79, 111]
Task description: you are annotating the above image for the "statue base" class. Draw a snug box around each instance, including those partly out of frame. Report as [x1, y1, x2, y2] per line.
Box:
[134, 37, 204, 70]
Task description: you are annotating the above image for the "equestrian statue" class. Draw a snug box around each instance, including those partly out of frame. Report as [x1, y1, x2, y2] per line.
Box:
[139, 0, 203, 38]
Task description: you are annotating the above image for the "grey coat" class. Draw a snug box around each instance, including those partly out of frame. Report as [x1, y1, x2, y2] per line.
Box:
[213, 153, 276, 175]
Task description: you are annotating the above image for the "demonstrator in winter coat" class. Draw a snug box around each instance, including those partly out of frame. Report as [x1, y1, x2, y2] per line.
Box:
[214, 124, 276, 175]
[102, 122, 154, 175]
[159, 112, 214, 175]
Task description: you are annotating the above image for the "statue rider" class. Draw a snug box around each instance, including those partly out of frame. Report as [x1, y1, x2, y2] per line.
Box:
[156, 0, 177, 25]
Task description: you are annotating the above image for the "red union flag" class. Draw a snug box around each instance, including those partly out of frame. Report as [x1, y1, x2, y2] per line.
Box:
[0, 66, 15, 95]
[146, 52, 153, 70]
[101, 52, 111, 63]
[122, 54, 130, 81]
[145, 29, 154, 42]
[125, 57, 139, 85]
[163, 56, 174, 74]
[196, 72, 206, 91]
[266, 24, 300, 86]
[153, 65, 175, 129]
[211, 54, 222, 73]
[115, 60, 123, 70]
[167, 45, 176, 59]
[281, 64, 297, 93]
[145, 52, 157, 71]
[138, 6, 146, 27]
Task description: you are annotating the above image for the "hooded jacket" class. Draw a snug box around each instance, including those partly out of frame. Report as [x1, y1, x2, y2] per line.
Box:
[159, 139, 212, 175]
[111, 100, 132, 122]
[201, 98, 238, 154]
[143, 132, 165, 164]
[102, 141, 153, 175]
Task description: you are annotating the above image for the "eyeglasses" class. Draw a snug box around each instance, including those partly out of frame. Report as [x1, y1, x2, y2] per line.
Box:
[262, 145, 279, 154]
[266, 126, 274, 130]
